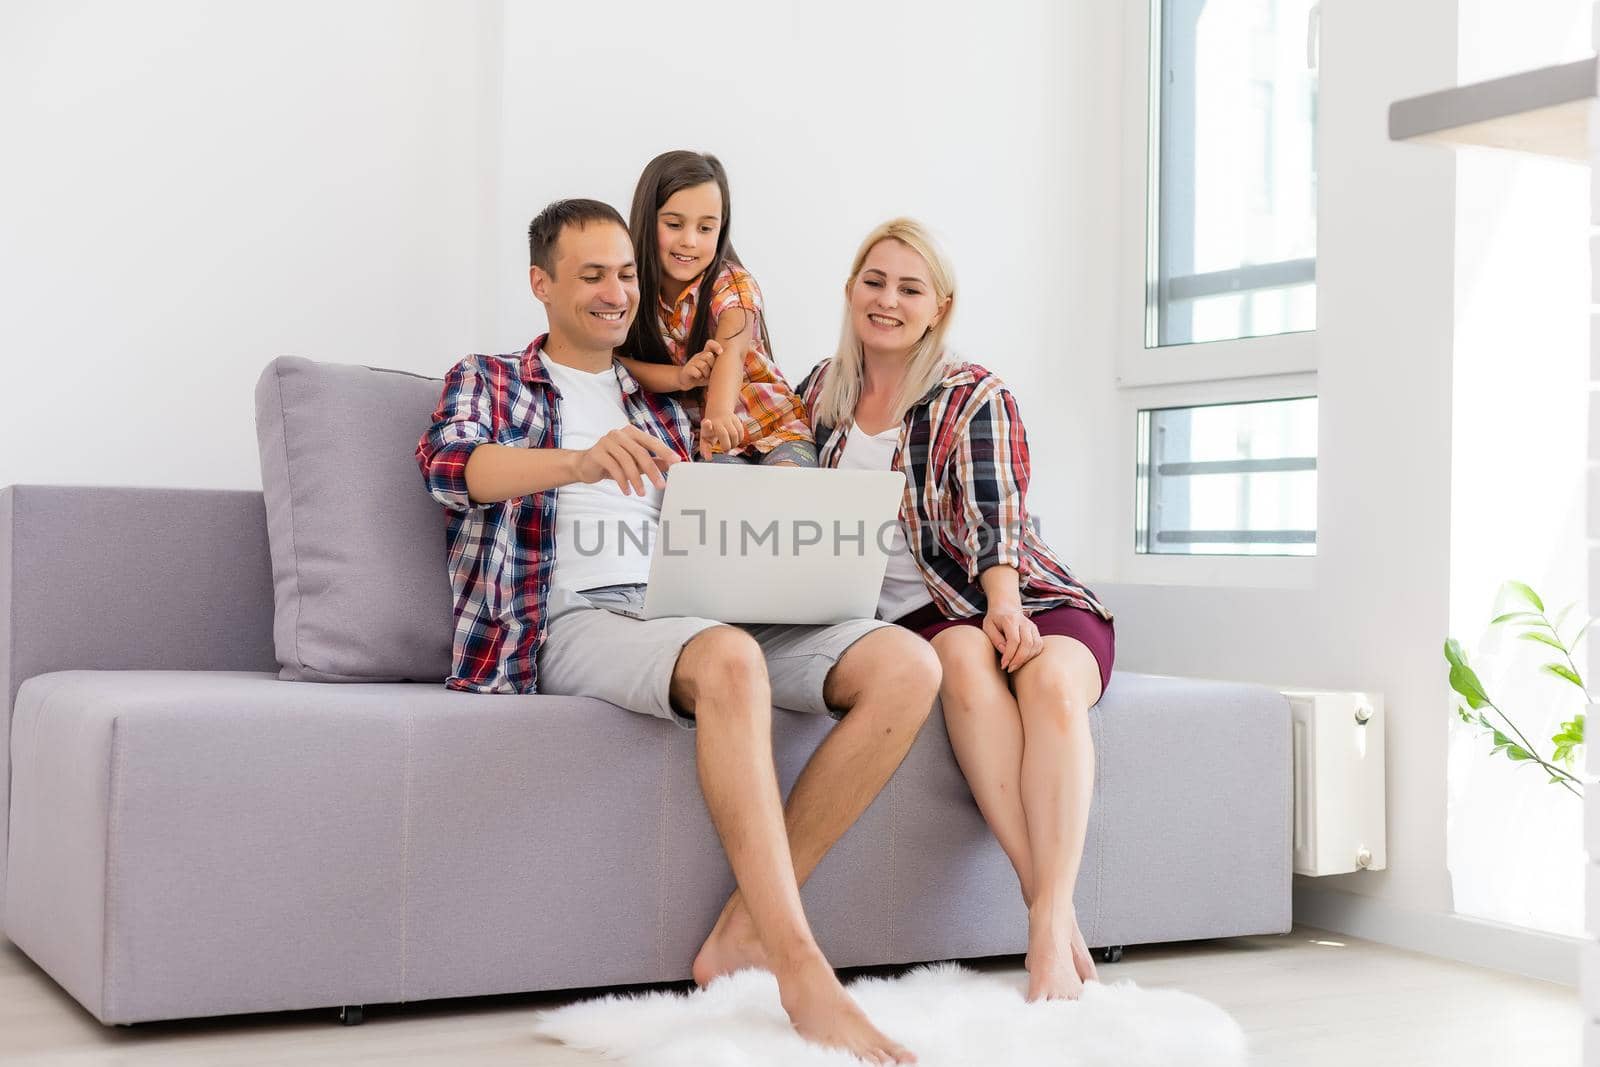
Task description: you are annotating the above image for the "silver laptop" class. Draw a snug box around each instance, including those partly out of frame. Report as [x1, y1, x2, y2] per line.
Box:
[596, 462, 905, 625]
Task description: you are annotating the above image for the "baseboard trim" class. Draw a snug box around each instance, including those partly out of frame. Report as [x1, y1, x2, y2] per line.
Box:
[1293, 885, 1583, 986]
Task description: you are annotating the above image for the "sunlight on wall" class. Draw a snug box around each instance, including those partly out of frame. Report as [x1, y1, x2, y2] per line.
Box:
[1446, 1, 1591, 933]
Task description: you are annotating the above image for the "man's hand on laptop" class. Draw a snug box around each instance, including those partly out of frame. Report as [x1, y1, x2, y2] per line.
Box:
[575, 426, 681, 496]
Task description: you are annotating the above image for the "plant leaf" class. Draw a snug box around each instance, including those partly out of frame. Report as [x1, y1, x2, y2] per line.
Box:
[1449, 664, 1491, 709]
[1444, 638, 1467, 668]
[1504, 581, 1545, 613]
[1490, 612, 1541, 626]
[1552, 717, 1585, 745]
[1520, 630, 1566, 651]
[1543, 662, 1586, 691]
[1506, 745, 1534, 761]
[1554, 603, 1577, 632]
[1572, 617, 1595, 648]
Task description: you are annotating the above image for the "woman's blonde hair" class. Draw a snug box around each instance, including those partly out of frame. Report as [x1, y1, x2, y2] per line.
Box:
[811, 218, 957, 428]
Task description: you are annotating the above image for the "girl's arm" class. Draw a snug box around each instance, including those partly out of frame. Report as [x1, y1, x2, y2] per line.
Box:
[699, 307, 756, 457]
[617, 354, 712, 394]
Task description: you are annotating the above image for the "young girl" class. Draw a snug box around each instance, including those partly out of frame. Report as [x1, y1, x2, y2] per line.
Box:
[617, 150, 816, 466]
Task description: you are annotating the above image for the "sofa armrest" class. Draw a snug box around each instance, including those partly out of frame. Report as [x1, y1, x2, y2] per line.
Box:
[1, 485, 277, 709]
[1, 485, 277, 920]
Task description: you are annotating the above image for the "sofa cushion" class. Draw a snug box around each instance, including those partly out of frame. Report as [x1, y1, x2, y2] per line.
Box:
[3, 668, 1290, 1022]
[255, 357, 453, 682]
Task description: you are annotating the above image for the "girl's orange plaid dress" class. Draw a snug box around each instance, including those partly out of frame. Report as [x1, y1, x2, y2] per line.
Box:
[659, 264, 812, 457]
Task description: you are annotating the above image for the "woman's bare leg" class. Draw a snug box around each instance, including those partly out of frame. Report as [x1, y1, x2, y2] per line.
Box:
[930, 626, 1037, 905]
[1011, 635, 1103, 1000]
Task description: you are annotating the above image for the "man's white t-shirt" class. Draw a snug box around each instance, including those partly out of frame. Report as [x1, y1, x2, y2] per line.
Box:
[541, 353, 661, 614]
[837, 422, 933, 622]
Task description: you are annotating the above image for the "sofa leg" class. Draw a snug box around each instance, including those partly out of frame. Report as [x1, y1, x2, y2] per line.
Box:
[1097, 945, 1124, 964]
[338, 1005, 365, 1026]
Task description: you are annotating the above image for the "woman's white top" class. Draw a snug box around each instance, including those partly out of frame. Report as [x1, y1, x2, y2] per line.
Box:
[837, 422, 934, 622]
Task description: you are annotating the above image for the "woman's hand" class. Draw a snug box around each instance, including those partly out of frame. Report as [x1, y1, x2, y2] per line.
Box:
[676, 340, 721, 392]
[983, 603, 1044, 672]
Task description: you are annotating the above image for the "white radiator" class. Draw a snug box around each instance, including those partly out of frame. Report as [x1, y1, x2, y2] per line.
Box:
[1286, 688, 1387, 877]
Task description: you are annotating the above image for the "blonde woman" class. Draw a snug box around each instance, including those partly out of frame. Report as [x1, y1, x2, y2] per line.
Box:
[797, 219, 1116, 1002]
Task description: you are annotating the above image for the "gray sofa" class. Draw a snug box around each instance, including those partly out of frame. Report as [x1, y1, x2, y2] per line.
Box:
[0, 360, 1292, 1027]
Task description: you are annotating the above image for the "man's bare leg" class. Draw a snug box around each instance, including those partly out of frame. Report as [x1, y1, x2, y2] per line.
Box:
[692, 626, 940, 983]
[674, 625, 917, 1065]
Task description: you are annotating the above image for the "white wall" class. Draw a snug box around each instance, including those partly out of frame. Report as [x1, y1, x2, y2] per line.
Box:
[0, 0, 492, 491]
[1, 0, 1117, 532]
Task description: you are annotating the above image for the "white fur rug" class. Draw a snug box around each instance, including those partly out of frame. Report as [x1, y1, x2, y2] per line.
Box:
[534, 962, 1247, 1066]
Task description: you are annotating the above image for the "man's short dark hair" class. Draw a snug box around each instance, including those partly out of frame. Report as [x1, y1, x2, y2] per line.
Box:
[528, 198, 628, 276]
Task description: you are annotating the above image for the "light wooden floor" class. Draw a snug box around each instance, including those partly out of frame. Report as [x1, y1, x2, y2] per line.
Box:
[0, 925, 1580, 1066]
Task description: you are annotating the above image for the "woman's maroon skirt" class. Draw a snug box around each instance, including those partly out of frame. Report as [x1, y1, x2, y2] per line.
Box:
[891, 602, 1116, 697]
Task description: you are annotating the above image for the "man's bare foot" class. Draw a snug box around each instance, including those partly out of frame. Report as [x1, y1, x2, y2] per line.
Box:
[1026, 899, 1086, 1002]
[779, 951, 917, 1065]
[691, 901, 770, 987]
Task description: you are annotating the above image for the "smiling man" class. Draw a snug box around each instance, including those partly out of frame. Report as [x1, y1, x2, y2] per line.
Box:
[415, 199, 938, 1065]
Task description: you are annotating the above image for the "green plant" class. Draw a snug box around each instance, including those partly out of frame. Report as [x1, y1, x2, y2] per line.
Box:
[1444, 580, 1586, 798]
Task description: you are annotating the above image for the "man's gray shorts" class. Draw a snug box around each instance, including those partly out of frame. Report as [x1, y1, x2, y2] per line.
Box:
[536, 584, 890, 728]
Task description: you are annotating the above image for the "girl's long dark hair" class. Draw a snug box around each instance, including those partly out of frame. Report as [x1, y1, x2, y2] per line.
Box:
[625, 150, 758, 365]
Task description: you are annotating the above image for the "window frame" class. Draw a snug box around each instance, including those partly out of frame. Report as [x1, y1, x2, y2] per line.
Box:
[1111, 373, 1319, 589]
[1103, 0, 1322, 588]
[1119, 0, 1321, 389]
[1135, 394, 1319, 558]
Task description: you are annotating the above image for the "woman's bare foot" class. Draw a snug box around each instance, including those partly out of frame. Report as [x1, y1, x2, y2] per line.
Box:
[778, 951, 918, 1065]
[691, 901, 770, 987]
[1067, 917, 1100, 985]
[1026, 899, 1086, 1002]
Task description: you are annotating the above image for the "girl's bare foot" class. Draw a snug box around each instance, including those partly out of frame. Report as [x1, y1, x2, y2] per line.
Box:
[1026, 899, 1086, 1002]
[778, 951, 917, 1065]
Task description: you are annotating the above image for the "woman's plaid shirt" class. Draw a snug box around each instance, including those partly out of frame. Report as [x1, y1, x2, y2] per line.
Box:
[798, 357, 1111, 622]
[415, 335, 694, 693]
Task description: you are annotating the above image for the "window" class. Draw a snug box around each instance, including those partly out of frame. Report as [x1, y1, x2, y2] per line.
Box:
[1135, 396, 1317, 555]
[1149, 0, 1319, 348]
